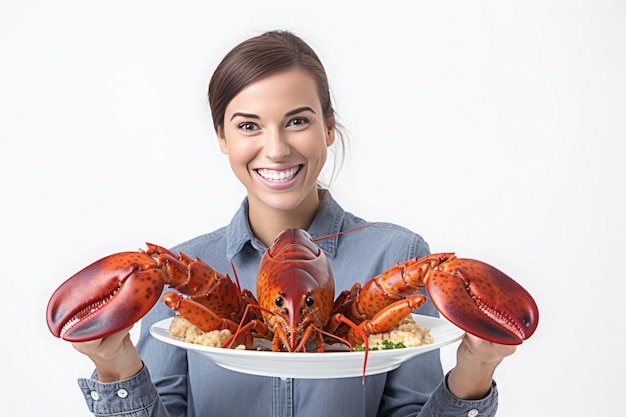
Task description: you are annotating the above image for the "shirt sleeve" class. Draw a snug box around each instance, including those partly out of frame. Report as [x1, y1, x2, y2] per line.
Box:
[421, 371, 499, 417]
[76, 299, 189, 417]
[76, 365, 171, 416]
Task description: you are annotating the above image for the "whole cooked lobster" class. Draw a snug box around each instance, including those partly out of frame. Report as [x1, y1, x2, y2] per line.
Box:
[46, 228, 539, 351]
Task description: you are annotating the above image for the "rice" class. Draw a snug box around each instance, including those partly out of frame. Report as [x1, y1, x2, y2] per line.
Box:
[366, 314, 434, 349]
[168, 315, 245, 349]
[168, 313, 433, 351]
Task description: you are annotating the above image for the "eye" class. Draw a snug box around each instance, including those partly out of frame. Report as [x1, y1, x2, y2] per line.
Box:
[287, 117, 309, 128]
[305, 296, 314, 307]
[238, 121, 258, 131]
[275, 296, 284, 308]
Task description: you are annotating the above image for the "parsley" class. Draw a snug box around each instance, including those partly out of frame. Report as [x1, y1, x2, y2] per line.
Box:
[354, 340, 407, 351]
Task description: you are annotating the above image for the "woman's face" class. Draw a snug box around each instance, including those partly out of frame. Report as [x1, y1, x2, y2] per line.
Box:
[218, 67, 335, 214]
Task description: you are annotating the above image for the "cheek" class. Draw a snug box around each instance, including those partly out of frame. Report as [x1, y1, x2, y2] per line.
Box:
[227, 140, 258, 167]
[297, 131, 330, 160]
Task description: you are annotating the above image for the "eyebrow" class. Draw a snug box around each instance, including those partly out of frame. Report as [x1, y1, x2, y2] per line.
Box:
[230, 112, 259, 121]
[229, 106, 316, 121]
[285, 106, 316, 117]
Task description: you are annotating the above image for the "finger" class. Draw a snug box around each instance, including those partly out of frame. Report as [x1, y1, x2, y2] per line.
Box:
[71, 325, 134, 356]
[459, 333, 517, 361]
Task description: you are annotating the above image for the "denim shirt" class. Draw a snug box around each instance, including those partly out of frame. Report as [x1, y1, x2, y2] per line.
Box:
[77, 190, 498, 417]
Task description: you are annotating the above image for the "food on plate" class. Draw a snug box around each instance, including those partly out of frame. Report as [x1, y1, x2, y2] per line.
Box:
[168, 315, 245, 349]
[168, 313, 433, 351]
[364, 314, 434, 350]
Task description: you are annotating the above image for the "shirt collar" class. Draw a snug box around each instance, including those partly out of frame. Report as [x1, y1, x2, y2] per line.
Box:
[307, 189, 344, 257]
[225, 189, 345, 260]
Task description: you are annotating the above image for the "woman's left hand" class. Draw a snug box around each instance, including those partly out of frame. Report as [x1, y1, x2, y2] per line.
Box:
[446, 333, 517, 400]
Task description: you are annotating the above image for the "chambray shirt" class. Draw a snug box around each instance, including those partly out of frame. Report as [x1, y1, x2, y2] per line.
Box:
[77, 190, 498, 417]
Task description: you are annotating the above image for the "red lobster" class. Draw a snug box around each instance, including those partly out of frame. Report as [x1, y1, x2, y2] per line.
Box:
[46, 229, 539, 350]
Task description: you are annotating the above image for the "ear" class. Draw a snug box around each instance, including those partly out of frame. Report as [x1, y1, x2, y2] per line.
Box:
[216, 128, 229, 155]
[325, 118, 336, 147]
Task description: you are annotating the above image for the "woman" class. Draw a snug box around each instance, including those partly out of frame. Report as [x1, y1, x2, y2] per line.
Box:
[73, 30, 515, 416]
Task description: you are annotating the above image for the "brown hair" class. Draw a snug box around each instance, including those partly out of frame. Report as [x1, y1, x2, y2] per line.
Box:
[208, 30, 346, 186]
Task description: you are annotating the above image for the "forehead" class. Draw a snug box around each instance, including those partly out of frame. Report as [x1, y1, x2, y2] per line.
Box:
[225, 67, 321, 116]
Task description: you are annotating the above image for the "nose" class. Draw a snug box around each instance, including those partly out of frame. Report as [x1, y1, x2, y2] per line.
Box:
[264, 128, 291, 161]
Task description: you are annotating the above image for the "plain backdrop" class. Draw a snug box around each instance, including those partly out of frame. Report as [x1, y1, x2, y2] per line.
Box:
[1, 1, 624, 415]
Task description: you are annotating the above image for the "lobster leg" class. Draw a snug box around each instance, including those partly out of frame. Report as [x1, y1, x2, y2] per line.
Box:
[352, 295, 427, 344]
[327, 292, 427, 346]
[162, 292, 240, 334]
[369, 253, 539, 345]
[273, 324, 294, 352]
[46, 244, 254, 343]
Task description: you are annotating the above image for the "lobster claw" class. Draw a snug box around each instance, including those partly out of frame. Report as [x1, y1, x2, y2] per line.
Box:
[425, 257, 539, 345]
[46, 251, 165, 342]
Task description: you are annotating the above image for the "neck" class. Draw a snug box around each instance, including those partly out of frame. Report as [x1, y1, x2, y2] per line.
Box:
[248, 190, 321, 247]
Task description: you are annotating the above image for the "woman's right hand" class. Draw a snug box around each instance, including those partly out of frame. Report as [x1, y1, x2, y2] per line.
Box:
[72, 326, 143, 382]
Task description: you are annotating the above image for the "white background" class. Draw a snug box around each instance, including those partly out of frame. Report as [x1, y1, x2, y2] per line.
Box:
[1, 1, 624, 415]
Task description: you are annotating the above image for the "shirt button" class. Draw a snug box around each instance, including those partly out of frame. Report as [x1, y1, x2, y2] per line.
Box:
[90, 391, 100, 401]
[468, 409, 479, 417]
[117, 389, 129, 398]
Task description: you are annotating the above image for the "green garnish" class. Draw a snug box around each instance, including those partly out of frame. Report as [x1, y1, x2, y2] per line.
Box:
[354, 340, 407, 351]
[381, 340, 406, 349]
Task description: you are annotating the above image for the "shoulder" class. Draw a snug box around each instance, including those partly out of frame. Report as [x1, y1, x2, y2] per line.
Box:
[170, 225, 229, 261]
[341, 211, 430, 259]
[328, 215, 431, 292]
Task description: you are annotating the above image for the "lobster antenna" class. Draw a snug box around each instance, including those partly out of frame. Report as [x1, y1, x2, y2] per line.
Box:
[229, 261, 242, 292]
[312, 222, 379, 242]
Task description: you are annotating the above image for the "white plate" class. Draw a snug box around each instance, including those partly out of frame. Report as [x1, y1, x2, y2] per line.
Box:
[150, 314, 463, 379]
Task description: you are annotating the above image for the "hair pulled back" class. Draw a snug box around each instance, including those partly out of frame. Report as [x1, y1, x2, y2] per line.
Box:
[208, 30, 334, 134]
[208, 30, 345, 186]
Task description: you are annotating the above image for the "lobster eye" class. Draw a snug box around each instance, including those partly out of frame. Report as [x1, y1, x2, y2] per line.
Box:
[275, 296, 284, 308]
[305, 296, 314, 307]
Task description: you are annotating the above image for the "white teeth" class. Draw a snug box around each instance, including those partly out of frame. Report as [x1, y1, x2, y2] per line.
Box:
[257, 166, 300, 182]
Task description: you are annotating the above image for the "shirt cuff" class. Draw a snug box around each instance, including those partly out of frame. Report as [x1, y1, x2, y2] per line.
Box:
[427, 371, 499, 416]
[77, 364, 158, 415]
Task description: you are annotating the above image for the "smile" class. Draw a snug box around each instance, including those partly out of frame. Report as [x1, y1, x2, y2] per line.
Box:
[256, 165, 302, 183]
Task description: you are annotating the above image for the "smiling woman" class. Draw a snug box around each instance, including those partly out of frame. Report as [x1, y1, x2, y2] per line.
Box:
[217, 67, 335, 244]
